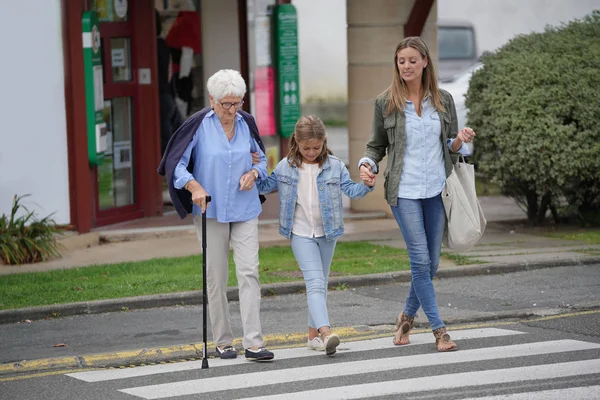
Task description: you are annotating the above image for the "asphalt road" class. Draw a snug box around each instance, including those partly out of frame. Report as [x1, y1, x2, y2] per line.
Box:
[1, 313, 599, 399]
[1, 264, 598, 365]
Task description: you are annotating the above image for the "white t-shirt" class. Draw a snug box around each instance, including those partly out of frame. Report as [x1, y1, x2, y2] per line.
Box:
[292, 162, 325, 238]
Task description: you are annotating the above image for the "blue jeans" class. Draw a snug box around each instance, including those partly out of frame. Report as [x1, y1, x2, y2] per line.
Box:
[291, 234, 337, 329]
[390, 195, 446, 330]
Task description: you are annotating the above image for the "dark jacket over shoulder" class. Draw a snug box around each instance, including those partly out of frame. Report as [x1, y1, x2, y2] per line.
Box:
[157, 107, 265, 219]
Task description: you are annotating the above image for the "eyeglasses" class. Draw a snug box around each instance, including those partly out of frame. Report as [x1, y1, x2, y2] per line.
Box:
[219, 100, 244, 110]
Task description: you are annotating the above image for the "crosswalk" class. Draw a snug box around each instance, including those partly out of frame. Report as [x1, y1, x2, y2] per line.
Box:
[66, 328, 600, 399]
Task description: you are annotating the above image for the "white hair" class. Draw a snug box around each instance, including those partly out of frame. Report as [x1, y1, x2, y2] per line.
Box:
[206, 69, 246, 101]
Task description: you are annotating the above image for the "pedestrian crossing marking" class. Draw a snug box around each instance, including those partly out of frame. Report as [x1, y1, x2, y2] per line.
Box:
[119, 340, 600, 399]
[459, 385, 600, 400]
[240, 359, 600, 400]
[67, 327, 524, 382]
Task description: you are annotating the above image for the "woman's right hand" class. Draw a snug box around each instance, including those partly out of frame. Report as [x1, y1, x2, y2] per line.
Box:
[360, 164, 376, 186]
[190, 185, 210, 213]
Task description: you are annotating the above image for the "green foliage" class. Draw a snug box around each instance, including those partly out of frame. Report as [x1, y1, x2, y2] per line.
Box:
[466, 10, 600, 225]
[0, 195, 63, 265]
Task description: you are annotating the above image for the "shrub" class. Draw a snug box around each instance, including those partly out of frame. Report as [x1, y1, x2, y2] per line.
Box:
[0, 195, 63, 265]
[466, 10, 600, 225]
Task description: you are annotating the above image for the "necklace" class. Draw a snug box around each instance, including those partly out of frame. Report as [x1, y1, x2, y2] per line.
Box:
[224, 122, 235, 136]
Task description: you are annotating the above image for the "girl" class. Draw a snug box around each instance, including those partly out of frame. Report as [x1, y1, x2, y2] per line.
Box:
[258, 115, 375, 356]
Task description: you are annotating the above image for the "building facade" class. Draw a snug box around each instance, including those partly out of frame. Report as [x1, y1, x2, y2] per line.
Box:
[0, 0, 436, 232]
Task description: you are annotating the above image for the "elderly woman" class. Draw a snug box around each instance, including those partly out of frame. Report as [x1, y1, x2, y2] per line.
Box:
[158, 69, 273, 362]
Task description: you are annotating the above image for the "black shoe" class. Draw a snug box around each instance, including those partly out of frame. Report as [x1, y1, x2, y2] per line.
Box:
[216, 345, 237, 359]
[245, 347, 274, 361]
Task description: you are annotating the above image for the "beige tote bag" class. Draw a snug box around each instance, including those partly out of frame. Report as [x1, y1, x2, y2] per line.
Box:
[442, 156, 487, 251]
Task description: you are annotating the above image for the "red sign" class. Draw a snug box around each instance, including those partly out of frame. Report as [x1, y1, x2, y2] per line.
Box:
[254, 66, 276, 136]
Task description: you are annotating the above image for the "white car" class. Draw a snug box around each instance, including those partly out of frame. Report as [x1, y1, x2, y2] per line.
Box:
[439, 62, 483, 132]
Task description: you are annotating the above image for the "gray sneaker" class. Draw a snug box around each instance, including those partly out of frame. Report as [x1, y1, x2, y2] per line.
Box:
[324, 334, 340, 356]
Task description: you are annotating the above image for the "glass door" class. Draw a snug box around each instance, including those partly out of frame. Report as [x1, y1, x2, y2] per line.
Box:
[91, 0, 141, 225]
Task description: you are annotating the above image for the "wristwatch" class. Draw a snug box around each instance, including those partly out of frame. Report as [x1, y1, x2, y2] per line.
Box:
[251, 169, 259, 180]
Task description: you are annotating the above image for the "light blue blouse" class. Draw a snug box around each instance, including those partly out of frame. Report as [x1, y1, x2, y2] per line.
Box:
[173, 111, 267, 222]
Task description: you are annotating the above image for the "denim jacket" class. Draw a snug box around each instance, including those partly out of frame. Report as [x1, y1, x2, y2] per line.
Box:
[257, 155, 373, 241]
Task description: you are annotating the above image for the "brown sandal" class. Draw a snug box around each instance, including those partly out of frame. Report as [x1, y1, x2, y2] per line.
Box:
[393, 312, 414, 346]
[433, 327, 457, 352]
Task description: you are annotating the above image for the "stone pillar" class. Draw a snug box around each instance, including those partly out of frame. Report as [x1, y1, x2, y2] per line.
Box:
[347, 0, 437, 214]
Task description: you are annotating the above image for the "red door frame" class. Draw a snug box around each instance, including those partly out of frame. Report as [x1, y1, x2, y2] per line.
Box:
[62, 0, 162, 232]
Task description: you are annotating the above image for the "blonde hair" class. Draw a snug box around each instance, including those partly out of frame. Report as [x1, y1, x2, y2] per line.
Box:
[384, 36, 445, 116]
[287, 115, 333, 168]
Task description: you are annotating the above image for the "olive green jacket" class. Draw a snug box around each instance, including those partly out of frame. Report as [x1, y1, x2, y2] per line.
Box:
[363, 89, 460, 206]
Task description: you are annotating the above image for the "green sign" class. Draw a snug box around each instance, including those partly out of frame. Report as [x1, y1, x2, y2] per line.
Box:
[274, 4, 301, 138]
[82, 11, 107, 166]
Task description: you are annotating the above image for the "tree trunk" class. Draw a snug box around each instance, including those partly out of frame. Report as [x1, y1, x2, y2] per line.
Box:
[526, 190, 538, 226]
[536, 191, 552, 225]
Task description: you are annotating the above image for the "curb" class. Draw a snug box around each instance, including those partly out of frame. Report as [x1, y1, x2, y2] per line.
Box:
[1, 257, 599, 325]
[98, 211, 389, 243]
[2, 309, 599, 378]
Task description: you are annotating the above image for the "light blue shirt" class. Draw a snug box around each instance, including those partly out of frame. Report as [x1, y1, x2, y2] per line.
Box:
[173, 111, 267, 222]
[359, 97, 471, 200]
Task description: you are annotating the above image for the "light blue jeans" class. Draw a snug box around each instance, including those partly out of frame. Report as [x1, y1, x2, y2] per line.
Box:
[390, 194, 446, 331]
[291, 234, 337, 329]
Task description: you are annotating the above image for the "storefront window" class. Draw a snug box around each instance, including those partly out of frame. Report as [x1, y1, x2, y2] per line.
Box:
[247, 0, 280, 173]
[247, 0, 277, 137]
[98, 97, 135, 210]
[110, 37, 132, 81]
[155, 0, 204, 117]
[91, 0, 129, 22]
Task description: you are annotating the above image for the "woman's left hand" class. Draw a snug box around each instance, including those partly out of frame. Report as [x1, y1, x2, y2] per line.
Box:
[239, 171, 255, 191]
[458, 127, 476, 143]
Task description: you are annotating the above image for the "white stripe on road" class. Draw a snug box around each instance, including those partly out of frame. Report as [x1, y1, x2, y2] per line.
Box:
[68, 327, 523, 382]
[459, 385, 600, 400]
[119, 340, 600, 399]
[241, 360, 600, 400]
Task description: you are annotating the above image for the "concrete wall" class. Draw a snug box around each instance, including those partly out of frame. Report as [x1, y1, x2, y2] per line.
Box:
[200, 0, 241, 106]
[347, 0, 438, 214]
[0, 0, 70, 224]
[293, 0, 348, 103]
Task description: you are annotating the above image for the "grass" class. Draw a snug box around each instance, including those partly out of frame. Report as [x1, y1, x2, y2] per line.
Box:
[0, 242, 414, 310]
[441, 252, 483, 265]
[544, 230, 600, 245]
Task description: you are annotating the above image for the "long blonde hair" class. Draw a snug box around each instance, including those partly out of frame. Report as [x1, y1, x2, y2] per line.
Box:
[384, 36, 445, 116]
[287, 115, 333, 168]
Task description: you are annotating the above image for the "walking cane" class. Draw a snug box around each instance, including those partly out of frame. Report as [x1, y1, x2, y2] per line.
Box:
[201, 195, 211, 369]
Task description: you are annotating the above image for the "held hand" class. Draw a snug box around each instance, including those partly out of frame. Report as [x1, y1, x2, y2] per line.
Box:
[363, 176, 376, 187]
[191, 188, 210, 213]
[239, 171, 255, 191]
[251, 152, 260, 165]
[457, 127, 476, 143]
[360, 164, 376, 187]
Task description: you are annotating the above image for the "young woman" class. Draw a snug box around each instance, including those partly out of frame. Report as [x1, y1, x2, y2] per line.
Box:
[258, 115, 374, 356]
[359, 37, 476, 352]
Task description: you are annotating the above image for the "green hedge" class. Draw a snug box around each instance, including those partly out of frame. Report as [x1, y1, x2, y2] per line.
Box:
[466, 10, 600, 225]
